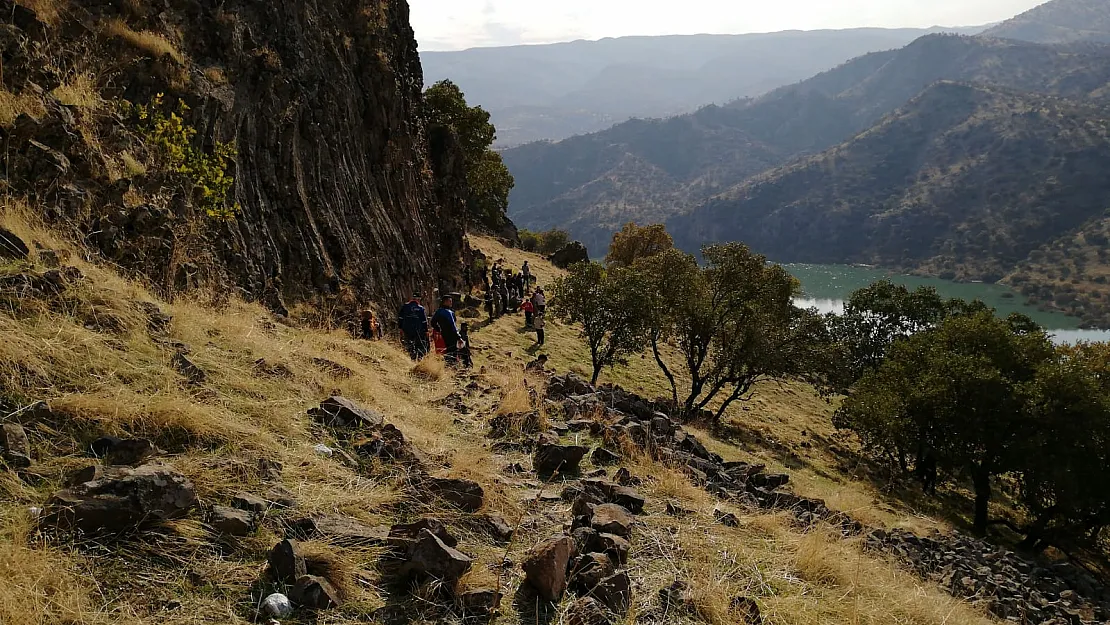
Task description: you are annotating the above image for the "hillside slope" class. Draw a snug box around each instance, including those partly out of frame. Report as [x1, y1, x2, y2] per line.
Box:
[421, 27, 983, 146]
[2, 0, 471, 313]
[0, 210, 1024, 625]
[983, 0, 1110, 43]
[503, 34, 1110, 253]
[668, 82, 1110, 324]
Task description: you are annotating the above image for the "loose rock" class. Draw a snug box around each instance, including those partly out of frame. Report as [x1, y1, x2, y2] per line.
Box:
[295, 515, 390, 546]
[534, 442, 589, 474]
[231, 492, 268, 513]
[591, 447, 621, 466]
[419, 476, 485, 512]
[591, 504, 633, 538]
[567, 596, 611, 625]
[290, 574, 341, 609]
[714, 508, 740, 527]
[457, 587, 500, 616]
[269, 539, 307, 584]
[0, 423, 32, 468]
[399, 528, 473, 582]
[570, 552, 615, 592]
[592, 571, 632, 614]
[89, 436, 155, 466]
[260, 592, 293, 619]
[45, 464, 197, 533]
[0, 227, 29, 259]
[522, 535, 575, 601]
[310, 396, 384, 428]
[210, 505, 254, 536]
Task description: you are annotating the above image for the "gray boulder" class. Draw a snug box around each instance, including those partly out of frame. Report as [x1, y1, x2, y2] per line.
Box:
[45, 464, 197, 533]
[310, 396, 384, 428]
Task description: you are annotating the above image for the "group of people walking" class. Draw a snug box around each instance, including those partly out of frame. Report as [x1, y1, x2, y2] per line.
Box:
[397, 292, 473, 367]
[378, 259, 547, 369]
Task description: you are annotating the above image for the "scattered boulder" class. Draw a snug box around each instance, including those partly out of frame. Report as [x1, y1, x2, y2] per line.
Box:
[172, 352, 207, 385]
[65, 464, 103, 486]
[567, 596, 611, 625]
[310, 396, 384, 428]
[567, 419, 594, 432]
[264, 485, 297, 508]
[0, 227, 29, 259]
[44, 464, 197, 533]
[592, 571, 632, 614]
[750, 472, 790, 490]
[290, 574, 341, 609]
[591, 447, 621, 466]
[390, 518, 458, 548]
[714, 509, 740, 528]
[597, 533, 630, 566]
[295, 515, 390, 546]
[534, 442, 589, 475]
[355, 424, 427, 466]
[476, 513, 514, 543]
[591, 504, 633, 538]
[570, 552, 615, 592]
[269, 539, 307, 584]
[258, 457, 283, 481]
[89, 436, 155, 466]
[231, 492, 268, 513]
[419, 476, 485, 512]
[571, 526, 600, 554]
[398, 529, 473, 582]
[260, 592, 293, 619]
[0, 422, 31, 468]
[522, 535, 575, 601]
[210, 505, 254, 536]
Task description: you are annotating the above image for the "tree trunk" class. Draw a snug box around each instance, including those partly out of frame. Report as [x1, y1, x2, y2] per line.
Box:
[650, 335, 679, 407]
[591, 364, 602, 385]
[972, 467, 992, 535]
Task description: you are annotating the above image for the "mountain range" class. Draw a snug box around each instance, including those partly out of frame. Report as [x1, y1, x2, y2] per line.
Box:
[498, 0, 1110, 326]
[420, 27, 983, 146]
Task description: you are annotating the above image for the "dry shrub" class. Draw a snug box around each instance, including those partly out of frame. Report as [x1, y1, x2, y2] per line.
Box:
[120, 152, 147, 177]
[51, 73, 101, 108]
[103, 18, 184, 65]
[411, 355, 445, 381]
[203, 66, 229, 84]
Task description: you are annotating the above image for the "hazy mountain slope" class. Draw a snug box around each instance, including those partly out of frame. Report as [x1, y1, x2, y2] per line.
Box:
[667, 83, 1110, 322]
[422, 27, 982, 146]
[983, 0, 1110, 43]
[505, 35, 1110, 251]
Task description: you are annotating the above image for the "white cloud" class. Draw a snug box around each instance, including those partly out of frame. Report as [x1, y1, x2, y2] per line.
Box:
[409, 0, 1050, 51]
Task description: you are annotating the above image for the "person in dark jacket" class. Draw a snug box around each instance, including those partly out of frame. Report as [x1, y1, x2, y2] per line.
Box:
[458, 323, 474, 368]
[522, 261, 532, 286]
[398, 294, 430, 360]
[431, 295, 462, 366]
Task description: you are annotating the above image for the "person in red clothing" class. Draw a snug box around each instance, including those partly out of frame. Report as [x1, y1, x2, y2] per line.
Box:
[521, 298, 535, 327]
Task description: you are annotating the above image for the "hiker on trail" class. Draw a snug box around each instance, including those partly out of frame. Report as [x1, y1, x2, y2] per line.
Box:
[534, 311, 546, 346]
[458, 323, 474, 369]
[479, 265, 490, 292]
[360, 309, 383, 340]
[398, 294, 430, 360]
[521, 297, 535, 327]
[526, 353, 548, 372]
[514, 271, 526, 297]
[431, 294, 462, 367]
[531, 287, 546, 315]
[484, 290, 495, 321]
[522, 261, 532, 286]
[505, 269, 517, 300]
[498, 280, 510, 317]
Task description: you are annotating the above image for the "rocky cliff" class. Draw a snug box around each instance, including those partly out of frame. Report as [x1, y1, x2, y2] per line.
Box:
[1, 0, 470, 314]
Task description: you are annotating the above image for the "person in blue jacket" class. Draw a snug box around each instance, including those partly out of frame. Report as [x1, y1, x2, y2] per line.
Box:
[431, 294, 462, 366]
[397, 293, 430, 360]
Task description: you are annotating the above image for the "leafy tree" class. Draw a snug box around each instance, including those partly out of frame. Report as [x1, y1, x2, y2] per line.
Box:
[605, 222, 673, 268]
[639, 243, 834, 421]
[551, 261, 649, 384]
[424, 80, 515, 230]
[835, 311, 1055, 534]
[518, 228, 571, 254]
[1016, 342, 1110, 550]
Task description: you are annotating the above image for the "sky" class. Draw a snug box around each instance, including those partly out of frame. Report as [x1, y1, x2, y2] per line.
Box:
[409, 0, 1051, 51]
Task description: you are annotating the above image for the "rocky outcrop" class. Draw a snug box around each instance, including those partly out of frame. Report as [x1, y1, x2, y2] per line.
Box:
[548, 242, 590, 269]
[44, 463, 198, 533]
[0, 0, 477, 311]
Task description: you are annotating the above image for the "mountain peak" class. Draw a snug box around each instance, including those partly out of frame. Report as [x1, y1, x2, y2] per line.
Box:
[983, 0, 1110, 44]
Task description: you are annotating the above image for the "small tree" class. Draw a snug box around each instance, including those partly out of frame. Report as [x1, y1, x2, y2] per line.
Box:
[551, 261, 648, 384]
[638, 243, 834, 421]
[605, 222, 674, 268]
[424, 80, 514, 230]
[537, 228, 570, 255]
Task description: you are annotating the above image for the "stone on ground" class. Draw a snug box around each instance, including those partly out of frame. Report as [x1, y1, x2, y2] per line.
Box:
[567, 596, 611, 625]
[290, 574, 341, 609]
[592, 571, 632, 614]
[399, 528, 473, 582]
[210, 505, 254, 536]
[44, 463, 197, 533]
[269, 539, 307, 584]
[534, 442, 589, 474]
[522, 535, 575, 601]
[310, 396, 384, 428]
[89, 436, 155, 466]
[591, 447, 621, 466]
[231, 491, 268, 513]
[419, 476, 485, 512]
[0, 423, 31, 468]
[590, 504, 633, 538]
[295, 515, 390, 546]
[260, 592, 293, 619]
[570, 552, 615, 592]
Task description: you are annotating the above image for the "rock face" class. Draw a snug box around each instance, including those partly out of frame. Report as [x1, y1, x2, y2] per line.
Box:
[3, 0, 476, 309]
[44, 464, 197, 533]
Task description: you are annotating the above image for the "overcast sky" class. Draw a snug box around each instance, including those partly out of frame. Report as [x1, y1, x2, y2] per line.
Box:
[410, 0, 1050, 51]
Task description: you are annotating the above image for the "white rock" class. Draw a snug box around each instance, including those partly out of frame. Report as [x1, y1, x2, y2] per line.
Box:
[312, 444, 334, 457]
[260, 592, 293, 618]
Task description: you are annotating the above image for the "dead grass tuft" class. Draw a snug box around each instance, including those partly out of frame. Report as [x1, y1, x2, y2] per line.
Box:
[0, 88, 46, 127]
[14, 0, 61, 25]
[103, 18, 185, 65]
[51, 73, 101, 109]
[411, 355, 446, 381]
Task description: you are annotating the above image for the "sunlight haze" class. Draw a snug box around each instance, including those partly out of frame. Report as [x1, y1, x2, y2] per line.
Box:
[410, 0, 1051, 50]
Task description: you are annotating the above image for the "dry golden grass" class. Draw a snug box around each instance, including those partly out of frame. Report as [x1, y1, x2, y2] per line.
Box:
[50, 73, 101, 109]
[0, 88, 46, 127]
[103, 19, 185, 65]
[203, 66, 229, 85]
[14, 0, 61, 25]
[0, 217, 994, 625]
[119, 152, 147, 178]
[411, 354, 446, 381]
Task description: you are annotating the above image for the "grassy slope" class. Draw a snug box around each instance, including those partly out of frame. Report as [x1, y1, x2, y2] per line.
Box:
[0, 215, 993, 625]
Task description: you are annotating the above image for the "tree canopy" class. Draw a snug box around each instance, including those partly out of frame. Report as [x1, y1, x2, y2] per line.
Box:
[424, 80, 515, 231]
[605, 222, 674, 268]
